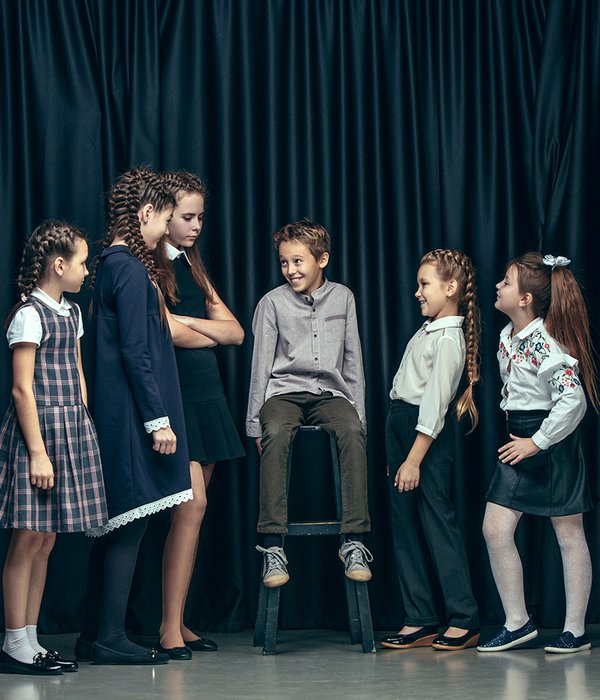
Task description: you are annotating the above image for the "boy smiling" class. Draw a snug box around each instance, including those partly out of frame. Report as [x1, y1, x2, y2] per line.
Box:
[247, 219, 372, 587]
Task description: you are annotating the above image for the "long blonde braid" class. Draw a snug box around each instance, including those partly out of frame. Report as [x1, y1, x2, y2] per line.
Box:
[421, 249, 481, 431]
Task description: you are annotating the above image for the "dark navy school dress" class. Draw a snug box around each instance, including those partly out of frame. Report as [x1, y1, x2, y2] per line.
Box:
[167, 254, 245, 465]
[0, 298, 107, 532]
[88, 246, 192, 536]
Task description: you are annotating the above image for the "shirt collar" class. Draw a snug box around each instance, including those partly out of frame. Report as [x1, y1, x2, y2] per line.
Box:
[164, 240, 192, 264]
[423, 315, 464, 333]
[503, 317, 544, 342]
[302, 278, 330, 304]
[31, 287, 72, 314]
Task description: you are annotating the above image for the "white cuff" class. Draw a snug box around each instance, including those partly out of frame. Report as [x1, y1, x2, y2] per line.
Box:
[144, 416, 170, 433]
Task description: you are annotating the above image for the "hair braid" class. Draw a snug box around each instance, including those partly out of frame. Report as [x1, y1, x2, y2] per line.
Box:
[89, 167, 175, 290]
[5, 221, 87, 329]
[421, 248, 481, 431]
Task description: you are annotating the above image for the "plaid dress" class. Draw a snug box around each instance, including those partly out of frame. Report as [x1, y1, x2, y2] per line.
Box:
[0, 298, 108, 532]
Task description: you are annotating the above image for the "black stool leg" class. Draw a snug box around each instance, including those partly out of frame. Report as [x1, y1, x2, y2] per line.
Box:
[355, 581, 376, 653]
[262, 586, 281, 655]
[254, 582, 268, 647]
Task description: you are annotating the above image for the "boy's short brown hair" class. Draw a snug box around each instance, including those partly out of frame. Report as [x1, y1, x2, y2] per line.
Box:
[272, 218, 330, 260]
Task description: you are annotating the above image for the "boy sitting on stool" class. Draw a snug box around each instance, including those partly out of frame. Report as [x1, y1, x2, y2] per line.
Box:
[247, 219, 372, 587]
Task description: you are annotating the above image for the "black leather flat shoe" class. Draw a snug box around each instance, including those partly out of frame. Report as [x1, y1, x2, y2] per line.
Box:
[45, 650, 79, 671]
[156, 643, 192, 661]
[380, 626, 439, 649]
[0, 650, 63, 676]
[432, 628, 480, 650]
[74, 637, 94, 662]
[184, 636, 218, 652]
[92, 642, 169, 665]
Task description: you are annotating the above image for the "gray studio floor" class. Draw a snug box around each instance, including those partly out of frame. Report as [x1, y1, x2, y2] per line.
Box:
[2, 627, 600, 700]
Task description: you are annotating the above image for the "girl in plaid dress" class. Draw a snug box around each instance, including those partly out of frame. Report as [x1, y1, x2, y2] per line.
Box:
[0, 221, 107, 676]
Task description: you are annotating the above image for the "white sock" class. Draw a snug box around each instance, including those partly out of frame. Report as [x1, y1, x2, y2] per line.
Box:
[2, 627, 38, 664]
[26, 624, 47, 655]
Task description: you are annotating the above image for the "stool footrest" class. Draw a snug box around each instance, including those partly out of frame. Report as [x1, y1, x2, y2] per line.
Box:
[288, 521, 342, 536]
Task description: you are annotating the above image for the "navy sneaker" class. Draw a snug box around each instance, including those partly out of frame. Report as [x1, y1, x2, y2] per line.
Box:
[544, 631, 591, 654]
[477, 618, 538, 652]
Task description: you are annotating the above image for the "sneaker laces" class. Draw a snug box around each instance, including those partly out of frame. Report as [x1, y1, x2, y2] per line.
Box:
[339, 540, 373, 566]
[255, 545, 288, 574]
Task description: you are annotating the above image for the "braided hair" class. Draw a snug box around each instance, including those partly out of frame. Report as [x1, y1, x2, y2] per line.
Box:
[89, 166, 176, 289]
[154, 171, 215, 305]
[420, 248, 481, 430]
[5, 220, 87, 330]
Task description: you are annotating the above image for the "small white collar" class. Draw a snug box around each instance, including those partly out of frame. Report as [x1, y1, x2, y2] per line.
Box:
[31, 287, 72, 315]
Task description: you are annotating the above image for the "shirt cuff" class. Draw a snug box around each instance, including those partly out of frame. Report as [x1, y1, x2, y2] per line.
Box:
[531, 431, 550, 451]
[416, 423, 437, 439]
[144, 416, 170, 433]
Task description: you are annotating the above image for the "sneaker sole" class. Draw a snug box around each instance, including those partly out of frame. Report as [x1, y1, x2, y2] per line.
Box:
[477, 629, 538, 652]
[263, 574, 289, 588]
[544, 643, 591, 654]
[381, 634, 438, 650]
[344, 571, 372, 582]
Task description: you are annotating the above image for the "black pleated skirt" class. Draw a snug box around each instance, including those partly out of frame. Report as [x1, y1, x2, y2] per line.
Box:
[485, 410, 592, 516]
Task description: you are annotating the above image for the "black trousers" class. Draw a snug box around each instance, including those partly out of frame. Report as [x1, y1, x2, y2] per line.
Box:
[386, 400, 479, 629]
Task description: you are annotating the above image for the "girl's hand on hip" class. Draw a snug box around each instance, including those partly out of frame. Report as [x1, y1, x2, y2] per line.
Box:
[394, 461, 420, 492]
[152, 427, 177, 454]
[498, 434, 540, 465]
[29, 453, 55, 490]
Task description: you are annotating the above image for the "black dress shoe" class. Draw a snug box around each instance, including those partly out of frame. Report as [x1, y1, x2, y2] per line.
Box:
[156, 643, 192, 661]
[92, 642, 169, 665]
[380, 626, 439, 649]
[44, 650, 79, 672]
[184, 636, 218, 652]
[74, 637, 94, 662]
[431, 628, 480, 650]
[0, 650, 63, 675]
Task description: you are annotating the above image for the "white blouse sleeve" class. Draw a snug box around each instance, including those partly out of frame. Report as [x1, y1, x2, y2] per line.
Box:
[6, 306, 43, 347]
[416, 334, 464, 439]
[531, 352, 587, 449]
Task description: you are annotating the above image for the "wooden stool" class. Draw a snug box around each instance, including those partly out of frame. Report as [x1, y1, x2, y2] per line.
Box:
[254, 425, 375, 654]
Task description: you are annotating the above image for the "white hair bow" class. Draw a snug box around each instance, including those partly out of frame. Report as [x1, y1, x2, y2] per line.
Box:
[542, 254, 571, 269]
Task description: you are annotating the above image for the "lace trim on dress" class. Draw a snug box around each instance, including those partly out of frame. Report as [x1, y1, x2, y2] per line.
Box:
[85, 489, 194, 537]
[144, 416, 170, 433]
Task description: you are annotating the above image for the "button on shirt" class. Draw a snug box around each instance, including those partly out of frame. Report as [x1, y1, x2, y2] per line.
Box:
[390, 316, 465, 439]
[498, 317, 586, 450]
[246, 279, 366, 437]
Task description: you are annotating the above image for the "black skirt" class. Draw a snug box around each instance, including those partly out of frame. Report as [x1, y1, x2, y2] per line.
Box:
[485, 411, 592, 516]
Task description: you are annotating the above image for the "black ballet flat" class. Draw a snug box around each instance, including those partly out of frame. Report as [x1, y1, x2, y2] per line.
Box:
[44, 650, 79, 672]
[92, 642, 169, 665]
[184, 636, 218, 652]
[380, 626, 439, 649]
[431, 629, 480, 650]
[156, 643, 192, 661]
[0, 650, 63, 676]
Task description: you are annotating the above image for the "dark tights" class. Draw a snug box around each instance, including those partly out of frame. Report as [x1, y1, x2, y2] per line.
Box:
[81, 517, 149, 654]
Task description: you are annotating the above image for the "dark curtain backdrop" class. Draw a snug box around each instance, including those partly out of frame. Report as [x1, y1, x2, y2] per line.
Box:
[1, 0, 599, 634]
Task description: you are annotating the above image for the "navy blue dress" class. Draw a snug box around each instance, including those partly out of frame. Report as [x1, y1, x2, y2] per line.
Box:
[167, 255, 245, 465]
[88, 246, 192, 535]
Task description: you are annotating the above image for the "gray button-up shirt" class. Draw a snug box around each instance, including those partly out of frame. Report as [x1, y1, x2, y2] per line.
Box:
[246, 279, 366, 437]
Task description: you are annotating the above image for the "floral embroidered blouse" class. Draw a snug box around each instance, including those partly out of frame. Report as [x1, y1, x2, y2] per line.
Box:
[498, 317, 586, 450]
